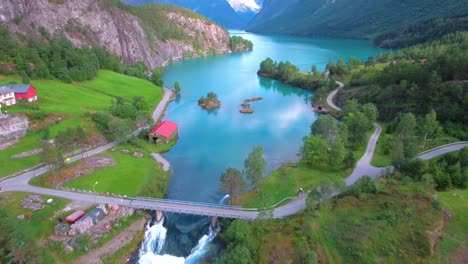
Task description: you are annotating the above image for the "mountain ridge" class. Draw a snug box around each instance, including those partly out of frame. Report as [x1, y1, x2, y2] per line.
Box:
[0, 0, 234, 70]
[123, 0, 260, 29]
[247, 0, 468, 39]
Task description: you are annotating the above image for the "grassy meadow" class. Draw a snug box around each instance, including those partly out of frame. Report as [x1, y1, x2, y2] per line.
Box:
[0, 70, 163, 178]
[237, 164, 350, 208]
[253, 181, 444, 263]
[429, 189, 468, 263]
[62, 150, 169, 198]
[0, 192, 69, 240]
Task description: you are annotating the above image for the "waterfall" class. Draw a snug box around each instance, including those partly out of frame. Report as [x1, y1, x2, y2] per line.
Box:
[139, 218, 168, 263]
[219, 194, 230, 205]
[184, 226, 219, 264]
[138, 194, 229, 264]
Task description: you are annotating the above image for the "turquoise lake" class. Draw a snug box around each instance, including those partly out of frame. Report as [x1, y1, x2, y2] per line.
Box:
[161, 31, 385, 203]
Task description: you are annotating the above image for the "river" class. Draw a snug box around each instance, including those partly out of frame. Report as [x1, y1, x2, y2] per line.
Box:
[137, 31, 385, 263]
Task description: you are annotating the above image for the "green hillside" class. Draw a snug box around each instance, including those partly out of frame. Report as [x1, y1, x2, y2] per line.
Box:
[0, 70, 163, 178]
[374, 14, 468, 48]
[247, 0, 468, 39]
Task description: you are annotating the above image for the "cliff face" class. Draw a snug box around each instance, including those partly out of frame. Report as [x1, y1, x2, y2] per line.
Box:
[0, 0, 231, 69]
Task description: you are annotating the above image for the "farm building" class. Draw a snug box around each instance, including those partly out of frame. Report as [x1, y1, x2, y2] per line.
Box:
[148, 120, 178, 144]
[0, 86, 16, 106]
[70, 207, 107, 234]
[0, 84, 38, 103]
[11, 84, 38, 102]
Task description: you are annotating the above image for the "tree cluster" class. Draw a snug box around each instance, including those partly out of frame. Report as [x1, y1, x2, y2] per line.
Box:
[301, 100, 378, 171]
[351, 32, 468, 138]
[0, 23, 151, 83]
[215, 220, 257, 264]
[399, 147, 468, 191]
[92, 96, 152, 143]
[230, 36, 253, 52]
[373, 15, 468, 49]
[219, 146, 266, 203]
[258, 58, 326, 90]
[39, 125, 89, 175]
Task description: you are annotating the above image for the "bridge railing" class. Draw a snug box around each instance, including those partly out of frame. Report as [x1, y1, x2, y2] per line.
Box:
[134, 196, 256, 211]
[418, 141, 468, 156]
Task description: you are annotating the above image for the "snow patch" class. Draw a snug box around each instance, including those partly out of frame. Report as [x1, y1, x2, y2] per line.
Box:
[227, 0, 261, 13]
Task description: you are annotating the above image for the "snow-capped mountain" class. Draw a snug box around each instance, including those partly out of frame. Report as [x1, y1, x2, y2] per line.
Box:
[227, 0, 261, 13]
[122, 0, 262, 29]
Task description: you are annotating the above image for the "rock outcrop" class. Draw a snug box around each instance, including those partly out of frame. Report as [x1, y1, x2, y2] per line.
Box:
[0, 0, 232, 69]
[0, 114, 28, 143]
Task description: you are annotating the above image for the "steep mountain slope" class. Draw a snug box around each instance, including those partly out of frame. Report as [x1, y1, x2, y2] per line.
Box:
[123, 0, 260, 29]
[247, 0, 468, 39]
[0, 0, 232, 69]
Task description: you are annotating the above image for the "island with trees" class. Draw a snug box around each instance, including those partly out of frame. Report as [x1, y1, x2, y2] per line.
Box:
[198, 92, 220, 110]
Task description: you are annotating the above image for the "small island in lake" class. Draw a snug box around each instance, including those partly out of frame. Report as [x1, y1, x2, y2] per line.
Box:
[198, 92, 220, 110]
[240, 97, 263, 114]
[240, 103, 254, 114]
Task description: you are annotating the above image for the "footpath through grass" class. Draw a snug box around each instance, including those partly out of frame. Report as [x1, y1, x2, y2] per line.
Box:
[0, 70, 163, 178]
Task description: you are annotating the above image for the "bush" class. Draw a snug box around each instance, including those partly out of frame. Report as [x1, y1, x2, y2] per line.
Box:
[110, 102, 137, 120]
[92, 111, 111, 130]
[30, 111, 46, 121]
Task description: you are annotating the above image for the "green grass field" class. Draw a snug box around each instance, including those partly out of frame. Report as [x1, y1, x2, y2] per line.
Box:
[428, 189, 468, 263]
[0, 70, 163, 178]
[63, 150, 168, 197]
[0, 192, 69, 239]
[237, 164, 349, 208]
[255, 181, 444, 263]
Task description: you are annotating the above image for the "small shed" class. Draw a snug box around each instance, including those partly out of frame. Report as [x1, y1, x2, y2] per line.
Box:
[65, 210, 85, 223]
[148, 120, 178, 144]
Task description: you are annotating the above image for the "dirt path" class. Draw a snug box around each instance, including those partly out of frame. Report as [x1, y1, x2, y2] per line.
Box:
[73, 217, 146, 264]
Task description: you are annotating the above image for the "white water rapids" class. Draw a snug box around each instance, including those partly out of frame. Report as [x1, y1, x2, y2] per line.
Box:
[138, 195, 230, 264]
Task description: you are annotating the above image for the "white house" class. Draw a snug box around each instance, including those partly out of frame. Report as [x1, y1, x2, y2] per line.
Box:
[0, 86, 16, 106]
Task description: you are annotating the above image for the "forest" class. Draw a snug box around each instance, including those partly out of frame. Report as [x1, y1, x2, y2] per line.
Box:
[347, 32, 468, 139]
[0, 23, 152, 83]
[373, 14, 468, 48]
[257, 58, 330, 90]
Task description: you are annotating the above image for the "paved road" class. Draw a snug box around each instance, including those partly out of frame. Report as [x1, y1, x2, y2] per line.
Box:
[152, 87, 174, 122]
[326, 81, 344, 111]
[418, 143, 468, 160]
[151, 153, 171, 171]
[345, 123, 388, 186]
[0, 85, 466, 220]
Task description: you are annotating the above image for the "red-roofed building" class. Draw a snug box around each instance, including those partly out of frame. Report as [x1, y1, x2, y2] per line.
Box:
[65, 210, 85, 223]
[10, 84, 37, 102]
[148, 120, 178, 144]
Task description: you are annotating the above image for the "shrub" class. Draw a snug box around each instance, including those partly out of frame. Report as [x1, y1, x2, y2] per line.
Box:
[92, 111, 111, 130]
[30, 111, 46, 121]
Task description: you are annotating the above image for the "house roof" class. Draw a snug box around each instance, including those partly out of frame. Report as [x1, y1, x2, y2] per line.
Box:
[0, 84, 31, 94]
[0, 86, 13, 95]
[10, 84, 31, 93]
[149, 120, 178, 138]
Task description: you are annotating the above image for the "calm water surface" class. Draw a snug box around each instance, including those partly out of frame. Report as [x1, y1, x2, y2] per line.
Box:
[161, 32, 384, 203]
[137, 32, 385, 262]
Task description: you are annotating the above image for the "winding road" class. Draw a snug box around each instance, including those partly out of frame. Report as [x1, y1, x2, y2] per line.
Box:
[0, 85, 466, 220]
[326, 81, 344, 111]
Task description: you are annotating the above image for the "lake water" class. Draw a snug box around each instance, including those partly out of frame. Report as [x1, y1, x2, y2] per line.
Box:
[138, 31, 385, 262]
[162, 31, 384, 203]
